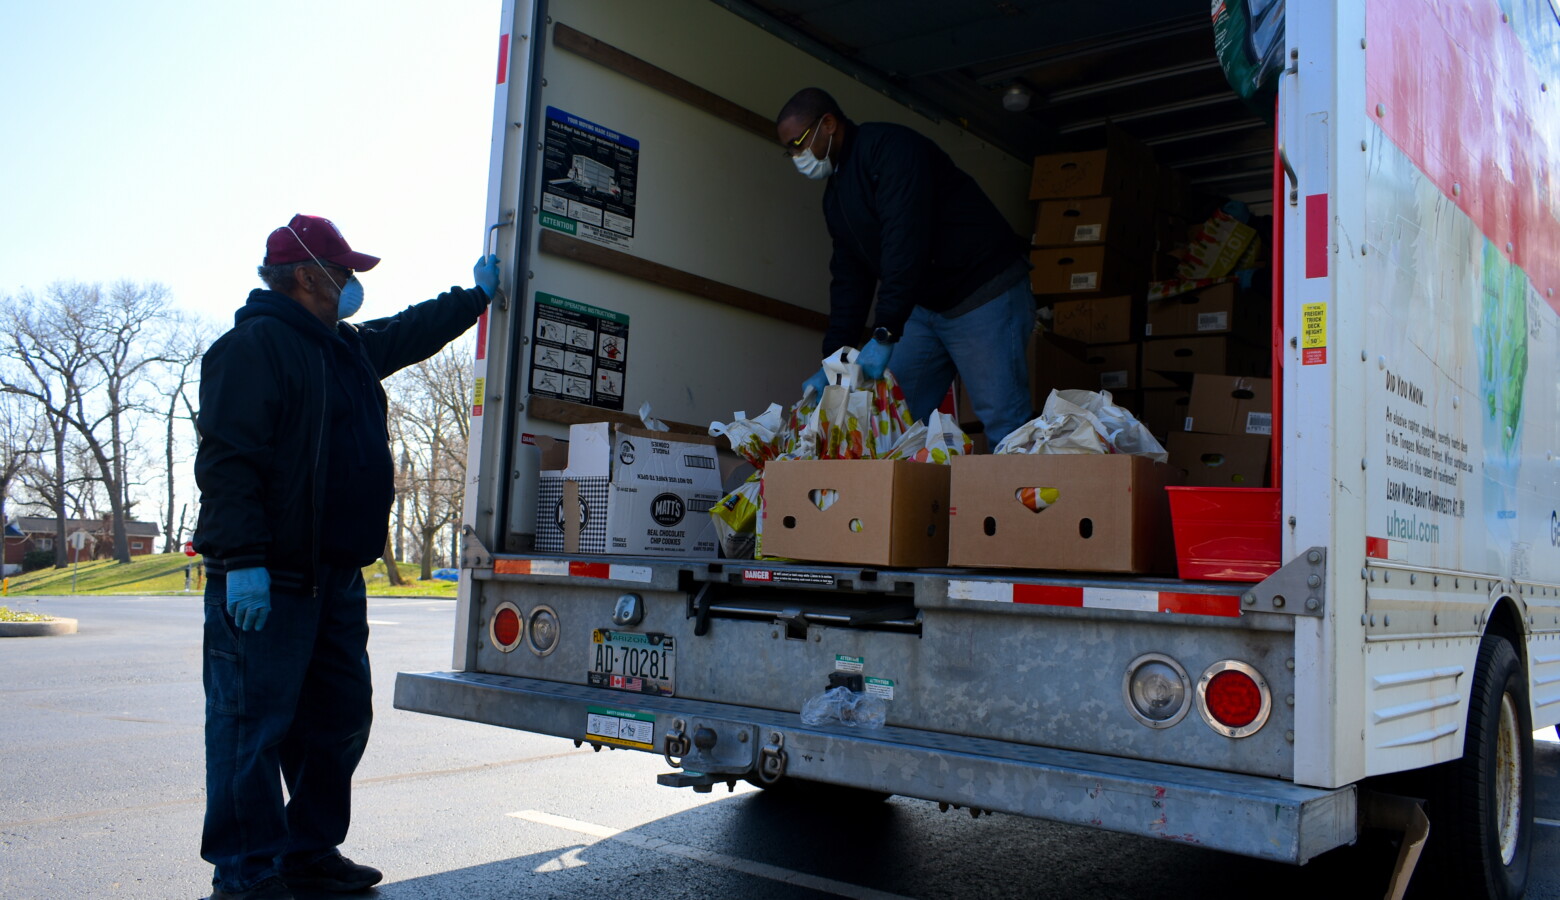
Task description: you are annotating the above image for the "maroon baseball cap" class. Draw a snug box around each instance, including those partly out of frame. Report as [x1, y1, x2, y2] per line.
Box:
[263, 214, 381, 271]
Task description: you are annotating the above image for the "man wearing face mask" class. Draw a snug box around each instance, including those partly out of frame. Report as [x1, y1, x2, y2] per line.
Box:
[777, 88, 1035, 446]
[192, 213, 499, 900]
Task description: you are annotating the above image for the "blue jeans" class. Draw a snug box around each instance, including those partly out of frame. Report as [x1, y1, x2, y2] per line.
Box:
[893, 277, 1036, 447]
[201, 565, 373, 893]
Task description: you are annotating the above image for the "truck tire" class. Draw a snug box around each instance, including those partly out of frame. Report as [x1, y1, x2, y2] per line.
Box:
[743, 774, 891, 804]
[1417, 635, 1533, 900]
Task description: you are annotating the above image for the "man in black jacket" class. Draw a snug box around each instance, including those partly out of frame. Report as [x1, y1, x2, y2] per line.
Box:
[193, 214, 498, 900]
[778, 88, 1034, 445]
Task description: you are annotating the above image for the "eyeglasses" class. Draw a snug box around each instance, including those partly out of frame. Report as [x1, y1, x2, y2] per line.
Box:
[319, 263, 353, 284]
[780, 115, 824, 158]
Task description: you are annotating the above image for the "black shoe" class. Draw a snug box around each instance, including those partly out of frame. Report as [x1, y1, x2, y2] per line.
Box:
[281, 853, 383, 892]
[210, 876, 295, 900]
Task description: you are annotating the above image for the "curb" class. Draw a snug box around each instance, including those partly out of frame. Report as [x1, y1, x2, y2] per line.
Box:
[0, 617, 78, 637]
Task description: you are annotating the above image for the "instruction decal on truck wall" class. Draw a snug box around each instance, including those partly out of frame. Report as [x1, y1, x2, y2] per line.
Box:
[585, 705, 655, 750]
[529, 292, 629, 411]
[539, 107, 638, 249]
[1301, 302, 1326, 365]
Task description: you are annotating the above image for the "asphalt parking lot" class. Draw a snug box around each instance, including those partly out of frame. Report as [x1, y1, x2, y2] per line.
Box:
[2, 594, 1557, 899]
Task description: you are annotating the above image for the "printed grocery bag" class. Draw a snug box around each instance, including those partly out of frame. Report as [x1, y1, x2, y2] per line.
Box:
[708, 403, 788, 468]
[1177, 203, 1260, 280]
[886, 411, 973, 463]
[710, 473, 762, 559]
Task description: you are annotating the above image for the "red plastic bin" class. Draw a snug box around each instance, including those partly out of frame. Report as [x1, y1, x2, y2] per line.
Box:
[1165, 486, 1282, 582]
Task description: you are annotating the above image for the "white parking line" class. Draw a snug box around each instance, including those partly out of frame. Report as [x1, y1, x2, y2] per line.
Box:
[366, 620, 399, 626]
[1539, 817, 1560, 828]
[508, 809, 913, 900]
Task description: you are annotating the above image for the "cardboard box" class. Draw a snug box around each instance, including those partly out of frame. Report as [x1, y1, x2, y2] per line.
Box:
[1141, 389, 1192, 438]
[535, 423, 723, 557]
[1080, 342, 1139, 391]
[1168, 433, 1270, 487]
[948, 454, 1176, 573]
[1051, 295, 1134, 344]
[1033, 197, 1144, 247]
[1145, 282, 1243, 337]
[1141, 335, 1266, 384]
[1029, 128, 1157, 201]
[1184, 375, 1273, 436]
[1030, 247, 1142, 295]
[762, 460, 950, 567]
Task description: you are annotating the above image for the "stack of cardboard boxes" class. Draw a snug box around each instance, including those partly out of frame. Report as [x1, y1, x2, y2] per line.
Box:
[1027, 129, 1158, 421]
[1020, 132, 1272, 489]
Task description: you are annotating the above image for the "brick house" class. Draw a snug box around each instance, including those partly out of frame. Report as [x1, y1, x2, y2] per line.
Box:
[2, 516, 162, 565]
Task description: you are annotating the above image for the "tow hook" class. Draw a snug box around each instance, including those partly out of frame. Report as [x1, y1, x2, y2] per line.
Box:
[757, 731, 787, 784]
[663, 718, 690, 768]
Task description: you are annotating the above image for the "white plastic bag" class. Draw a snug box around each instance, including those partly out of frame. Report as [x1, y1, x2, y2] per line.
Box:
[1044, 389, 1167, 462]
[800, 686, 886, 729]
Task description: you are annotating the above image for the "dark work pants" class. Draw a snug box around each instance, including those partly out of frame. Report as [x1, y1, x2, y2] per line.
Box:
[201, 565, 373, 893]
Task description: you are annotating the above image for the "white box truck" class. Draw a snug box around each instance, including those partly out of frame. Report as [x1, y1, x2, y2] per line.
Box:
[396, 2, 1560, 897]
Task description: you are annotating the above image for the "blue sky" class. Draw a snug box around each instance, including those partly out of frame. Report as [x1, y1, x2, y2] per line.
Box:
[0, 1, 502, 325]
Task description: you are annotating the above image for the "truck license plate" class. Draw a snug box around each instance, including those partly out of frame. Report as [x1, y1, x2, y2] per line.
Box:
[588, 629, 675, 696]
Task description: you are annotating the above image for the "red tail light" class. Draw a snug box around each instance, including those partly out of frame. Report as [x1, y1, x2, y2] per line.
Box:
[1196, 661, 1271, 737]
[491, 602, 523, 651]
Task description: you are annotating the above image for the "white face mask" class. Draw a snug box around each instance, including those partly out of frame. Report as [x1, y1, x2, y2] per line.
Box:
[792, 130, 834, 180]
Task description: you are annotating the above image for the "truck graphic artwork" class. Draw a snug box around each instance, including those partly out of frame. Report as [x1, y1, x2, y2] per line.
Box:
[555, 154, 620, 199]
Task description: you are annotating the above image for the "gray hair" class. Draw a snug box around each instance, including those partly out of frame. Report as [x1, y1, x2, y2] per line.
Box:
[257, 261, 308, 292]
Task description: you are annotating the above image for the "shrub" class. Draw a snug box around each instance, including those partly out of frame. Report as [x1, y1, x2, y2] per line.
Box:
[22, 549, 56, 572]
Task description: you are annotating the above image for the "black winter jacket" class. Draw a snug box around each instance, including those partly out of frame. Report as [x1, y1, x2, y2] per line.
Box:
[193, 286, 488, 592]
[821, 121, 1028, 356]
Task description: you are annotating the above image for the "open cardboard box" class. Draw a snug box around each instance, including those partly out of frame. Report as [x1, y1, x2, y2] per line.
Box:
[535, 423, 723, 557]
[762, 459, 950, 567]
[948, 454, 1176, 573]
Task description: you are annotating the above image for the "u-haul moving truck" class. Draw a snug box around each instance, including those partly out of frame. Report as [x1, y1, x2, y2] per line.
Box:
[396, 2, 1560, 897]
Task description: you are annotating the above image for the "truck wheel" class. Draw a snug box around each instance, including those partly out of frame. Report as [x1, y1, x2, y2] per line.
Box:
[743, 774, 891, 804]
[1418, 635, 1533, 900]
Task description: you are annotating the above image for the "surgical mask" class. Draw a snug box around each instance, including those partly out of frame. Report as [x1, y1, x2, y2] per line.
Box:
[336, 277, 364, 319]
[792, 131, 834, 180]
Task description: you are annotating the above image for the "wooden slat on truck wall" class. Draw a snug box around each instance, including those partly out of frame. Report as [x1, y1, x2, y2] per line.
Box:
[552, 22, 777, 145]
[536, 229, 829, 332]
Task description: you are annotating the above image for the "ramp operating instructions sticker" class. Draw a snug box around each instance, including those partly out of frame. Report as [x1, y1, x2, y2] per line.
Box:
[529, 292, 629, 411]
[539, 107, 638, 249]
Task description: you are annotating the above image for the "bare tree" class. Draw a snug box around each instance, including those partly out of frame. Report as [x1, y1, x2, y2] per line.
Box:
[0, 281, 171, 564]
[153, 318, 212, 552]
[0, 388, 46, 533]
[1, 286, 97, 567]
[385, 339, 473, 579]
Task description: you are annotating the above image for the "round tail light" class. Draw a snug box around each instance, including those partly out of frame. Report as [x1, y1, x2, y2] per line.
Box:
[1122, 653, 1192, 728]
[490, 602, 523, 652]
[1196, 660, 1271, 738]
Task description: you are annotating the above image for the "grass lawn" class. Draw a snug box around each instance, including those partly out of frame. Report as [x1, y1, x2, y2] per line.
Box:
[3, 555, 457, 598]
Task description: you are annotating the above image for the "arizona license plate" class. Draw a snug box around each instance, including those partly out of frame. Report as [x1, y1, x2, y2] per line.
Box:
[588, 629, 675, 696]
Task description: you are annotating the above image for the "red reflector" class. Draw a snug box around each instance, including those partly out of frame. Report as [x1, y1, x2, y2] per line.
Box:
[493, 607, 522, 647]
[1205, 669, 1262, 728]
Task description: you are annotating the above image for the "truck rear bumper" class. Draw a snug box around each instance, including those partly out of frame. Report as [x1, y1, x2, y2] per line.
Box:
[394, 670, 1356, 864]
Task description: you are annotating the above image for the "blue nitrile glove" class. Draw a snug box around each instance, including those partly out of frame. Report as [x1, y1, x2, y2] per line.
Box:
[857, 338, 893, 380]
[474, 254, 501, 300]
[225, 567, 272, 632]
[802, 367, 829, 398]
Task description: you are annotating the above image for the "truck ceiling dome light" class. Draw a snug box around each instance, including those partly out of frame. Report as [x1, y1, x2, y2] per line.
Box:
[1196, 660, 1271, 738]
[1123, 653, 1192, 728]
[490, 602, 523, 652]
